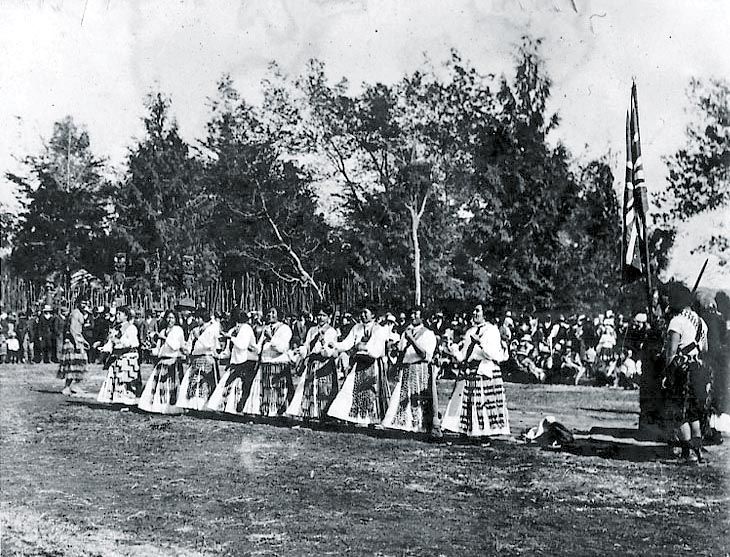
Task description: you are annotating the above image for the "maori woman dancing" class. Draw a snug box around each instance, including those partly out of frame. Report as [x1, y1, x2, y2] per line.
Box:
[58, 297, 91, 396]
[442, 304, 510, 438]
[242, 307, 294, 417]
[662, 282, 710, 464]
[207, 308, 258, 415]
[177, 307, 221, 411]
[327, 306, 391, 425]
[286, 304, 340, 422]
[382, 309, 441, 437]
[97, 306, 142, 405]
[138, 309, 187, 415]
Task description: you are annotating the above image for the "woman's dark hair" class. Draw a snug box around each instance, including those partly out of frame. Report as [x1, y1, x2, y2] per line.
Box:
[117, 306, 132, 320]
[232, 307, 249, 324]
[74, 296, 89, 310]
[195, 306, 212, 320]
[665, 282, 692, 312]
[314, 304, 333, 317]
[267, 306, 282, 321]
[162, 309, 177, 323]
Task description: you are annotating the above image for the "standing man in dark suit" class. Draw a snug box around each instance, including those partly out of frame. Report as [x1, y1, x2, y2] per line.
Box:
[34, 305, 55, 363]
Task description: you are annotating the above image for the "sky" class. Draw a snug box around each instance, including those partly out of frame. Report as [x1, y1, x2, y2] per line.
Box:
[0, 0, 728, 287]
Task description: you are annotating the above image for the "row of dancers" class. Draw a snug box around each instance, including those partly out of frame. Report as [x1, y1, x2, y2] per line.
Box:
[58, 299, 511, 438]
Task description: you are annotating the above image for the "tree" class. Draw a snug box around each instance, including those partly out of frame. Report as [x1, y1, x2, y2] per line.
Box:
[266, 54, 493, 306]
[657, 78, 730, 264]
[203, 76, 338, 296]
[7, 117, 113, 280]
[0, 204, 18, 254]
[554, 158, 622, 311]
[462, 37, 577, 312]
[115, 92, 217, 291]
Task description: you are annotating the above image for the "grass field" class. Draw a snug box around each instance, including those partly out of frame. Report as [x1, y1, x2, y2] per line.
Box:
[1, 363, 728, 556]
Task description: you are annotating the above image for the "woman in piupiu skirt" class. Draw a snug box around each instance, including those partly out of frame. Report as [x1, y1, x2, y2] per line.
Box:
[207, 311, 259, 415]
[138, 310, 187, 415]
[286, 309, 340, 421]
[97, 306, 142, 405]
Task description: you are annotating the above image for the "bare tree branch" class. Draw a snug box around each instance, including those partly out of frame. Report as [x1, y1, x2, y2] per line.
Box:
[256, 182, 324, 299]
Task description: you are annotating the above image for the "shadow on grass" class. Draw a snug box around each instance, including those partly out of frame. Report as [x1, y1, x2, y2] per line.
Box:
[555, 439, 673, 462]
[578, 407, 639, 415]
[62, 397, 502, 446]
[526, 425, 672, 462]
[60, 397, 676, 461]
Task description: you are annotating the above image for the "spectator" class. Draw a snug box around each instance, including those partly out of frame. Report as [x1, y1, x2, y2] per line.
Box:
[34, 305, 55, 363]
[6, 331, 19, 363]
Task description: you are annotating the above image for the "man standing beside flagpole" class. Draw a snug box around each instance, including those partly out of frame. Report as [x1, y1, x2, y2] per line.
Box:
[622, 82, 665, 439]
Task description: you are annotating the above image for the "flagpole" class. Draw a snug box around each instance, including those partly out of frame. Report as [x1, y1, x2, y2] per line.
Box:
[631, 81, 653, 323]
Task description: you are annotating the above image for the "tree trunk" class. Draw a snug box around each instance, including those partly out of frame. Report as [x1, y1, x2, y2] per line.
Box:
[410, 207, 422, 307]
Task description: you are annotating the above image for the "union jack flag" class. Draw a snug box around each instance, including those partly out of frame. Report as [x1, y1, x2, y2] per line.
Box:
[622, 82, 650, 284]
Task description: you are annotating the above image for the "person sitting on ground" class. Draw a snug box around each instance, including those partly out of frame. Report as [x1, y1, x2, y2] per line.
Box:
[559, 344, 585, 385]
[614, 349, 640, 390]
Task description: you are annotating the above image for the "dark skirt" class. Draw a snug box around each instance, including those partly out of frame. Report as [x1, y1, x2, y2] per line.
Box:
[665, 357, 711, 424]
[57, 339, 87, 381]
[260, 362, 294, 417]
[138, 357, 186, 414]
[287, 356, 339, 420]
[328, 357, 390, 425]
[207, 361, 259, 415]
[382, 361, 436, 433]
[442, 370, 510, 436]
[177, 354, 219, 410]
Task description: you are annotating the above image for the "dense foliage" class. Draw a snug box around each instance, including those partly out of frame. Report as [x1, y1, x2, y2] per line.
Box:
[5, 39, 645, 312]
[7, 117, 114, 280]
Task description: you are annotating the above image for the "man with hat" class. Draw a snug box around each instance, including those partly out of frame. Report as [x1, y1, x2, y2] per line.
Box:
[34, 304, 55, 363]
[175, 297, 196, 338]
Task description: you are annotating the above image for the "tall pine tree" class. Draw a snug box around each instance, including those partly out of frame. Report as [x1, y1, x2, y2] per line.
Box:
[115, 92, 217, 290]
[7, 117, 113, 280]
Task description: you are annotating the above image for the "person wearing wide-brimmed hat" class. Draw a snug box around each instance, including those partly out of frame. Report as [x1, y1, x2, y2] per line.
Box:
[661, 282, 709, 464]
[175, 297, 196, 338]
[58, 297, 91, 395]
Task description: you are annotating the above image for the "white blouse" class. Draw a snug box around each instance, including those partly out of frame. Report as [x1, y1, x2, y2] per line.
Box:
[229, 323, 256, 365]
[114, 322, 139, 350]
[399, 325, 437, 363]
[299, 325, 339, 359]
[191, 321, 221, 356]
[334, 321, 389, 359]
[259, 322, 293, 364]
[450, 322, 507, 375]
[156, 325, 186, 358]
